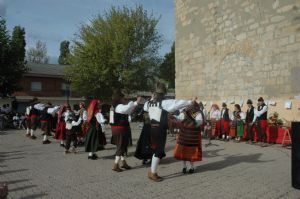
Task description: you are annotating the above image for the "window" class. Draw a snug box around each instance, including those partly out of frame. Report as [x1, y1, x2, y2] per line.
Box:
[31, 82, 42, 91]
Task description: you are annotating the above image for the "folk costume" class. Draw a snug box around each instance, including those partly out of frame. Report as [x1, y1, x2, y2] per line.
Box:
[230, 105, 246, 142]
[144, 82, 193, 182]
[255, 97, 268, 147]
[171, 103, 204, 174]
[85, 100, 107, 160]
[64, 108, 78, 154]
[72, 102, 88, 146]
[134, 111, 153, 164]
[25, 98, 40, 139]
[220, 103, 231, 141]
[54, 105, 67, 147]
[40, 104, 60, 144]
[209, 104, 221, 139]
[110, 91, 138, 171]
[246, 99, 255, 143]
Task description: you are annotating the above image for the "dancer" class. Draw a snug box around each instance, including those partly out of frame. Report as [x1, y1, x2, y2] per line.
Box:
[85, 100, 107, 160]
[55, 105, 68, 147]
[40, 103, 60, 144]
[171, 102, 204, 174]
[134, 108, 153, 165]
[64, 105, 78, 154]
[144, 82, 194, 182]
[25, 98, 39, 139]
[110, 90, 141, 171]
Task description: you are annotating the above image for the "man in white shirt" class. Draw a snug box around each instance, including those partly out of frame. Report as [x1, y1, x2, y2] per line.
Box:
[255, 97, 268, 147]
[144, 82, 195, 182]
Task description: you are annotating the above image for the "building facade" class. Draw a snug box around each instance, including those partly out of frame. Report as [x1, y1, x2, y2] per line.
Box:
[1, 63, 84, 112]
[175, 0, 300, 121]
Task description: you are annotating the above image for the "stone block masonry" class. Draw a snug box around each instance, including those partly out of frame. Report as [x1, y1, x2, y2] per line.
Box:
[175, 0, 300, 120]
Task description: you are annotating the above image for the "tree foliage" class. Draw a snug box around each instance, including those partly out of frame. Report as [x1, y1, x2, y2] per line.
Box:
[58, 40, 70, 65]
[0, 19, 28, 97]
[27, 40, 49, 64]
[159, 42, 175, 88]
[66, 5, 162, 99]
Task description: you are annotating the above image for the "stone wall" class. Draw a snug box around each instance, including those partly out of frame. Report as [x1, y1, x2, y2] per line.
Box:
[175, 0, 300, 121]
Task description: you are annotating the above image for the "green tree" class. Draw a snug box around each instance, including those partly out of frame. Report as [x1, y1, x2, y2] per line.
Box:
[0, 20, 28, 97]
[58, 40, 70, 65]
[66, 5, 162, 99]
[159, 42, 175, 88]
[27, 40, 49, 64]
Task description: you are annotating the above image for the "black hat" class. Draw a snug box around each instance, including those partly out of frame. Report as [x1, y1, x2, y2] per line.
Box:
[112, 89, 125, 102]
[258, 97, 264, 102]
[154, 82, 167, 94]
[246, 99, 253, 104]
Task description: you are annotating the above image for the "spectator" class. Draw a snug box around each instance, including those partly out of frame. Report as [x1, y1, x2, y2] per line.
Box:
[13, 113, 20, 129]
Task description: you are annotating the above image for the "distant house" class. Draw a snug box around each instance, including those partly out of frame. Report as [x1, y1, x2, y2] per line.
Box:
[9, 62, 84, 112]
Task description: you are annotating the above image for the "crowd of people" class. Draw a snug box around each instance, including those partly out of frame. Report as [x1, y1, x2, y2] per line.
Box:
[0, 104, 27, 130]
[6, 82, 269, 182]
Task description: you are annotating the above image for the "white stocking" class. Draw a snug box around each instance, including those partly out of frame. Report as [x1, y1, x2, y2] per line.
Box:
[151, 155, 160, 173]
[115, 156, 121, 164]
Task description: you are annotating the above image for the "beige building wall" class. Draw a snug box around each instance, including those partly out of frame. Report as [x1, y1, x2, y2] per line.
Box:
[175, 0, 300, 121]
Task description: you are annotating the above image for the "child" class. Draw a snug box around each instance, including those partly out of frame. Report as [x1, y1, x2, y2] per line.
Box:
[170, 102, 204, 174]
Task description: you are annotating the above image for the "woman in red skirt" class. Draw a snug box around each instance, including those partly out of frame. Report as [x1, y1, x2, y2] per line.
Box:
[54, 105, 68, 147]
[171, 102, 204, 174]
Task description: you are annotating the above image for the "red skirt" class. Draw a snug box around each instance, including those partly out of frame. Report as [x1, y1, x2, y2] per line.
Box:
[211, 119, 221, 137]
[54, 121, 66, 140]
[221, 119, 230, 134]
[174, 134, 202, 162]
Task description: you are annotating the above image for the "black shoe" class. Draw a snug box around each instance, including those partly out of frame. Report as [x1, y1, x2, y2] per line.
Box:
[92, 154, 98, 159]
[43, 140, 51, 144]
[142, 160, 147, 165]
[30, 135, 37, 139]
[189, 168, 195, 174]
[182, 168, 187, 174]
[60, 143, 65, 147]
[89, 156, 97, 160]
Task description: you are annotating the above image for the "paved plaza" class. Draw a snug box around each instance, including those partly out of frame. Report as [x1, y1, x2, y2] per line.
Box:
[0, 123, 300, 199]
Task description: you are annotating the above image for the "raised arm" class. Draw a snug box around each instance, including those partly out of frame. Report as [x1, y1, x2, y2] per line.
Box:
[47, 106, 60, 114]
[95, 112, 106, 124]
[161, 99, 192, 113]
[33, 103, 46, 111]
[115, 101, 138, 115]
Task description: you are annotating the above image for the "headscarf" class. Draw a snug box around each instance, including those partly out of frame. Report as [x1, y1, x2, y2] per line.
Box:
[87, 99, 100, 124]
[57, 104, 67, 123]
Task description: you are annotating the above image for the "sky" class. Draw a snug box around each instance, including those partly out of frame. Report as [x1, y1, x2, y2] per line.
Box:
[1, 0, 174, 64]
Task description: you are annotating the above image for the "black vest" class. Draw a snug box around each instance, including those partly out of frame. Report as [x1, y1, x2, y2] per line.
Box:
[40, 107, 51, 121]
[221, 108, 230, 121]
[246, 106, 254, 123]
[257, 103, 267, 120]
[111, 104, 129, 127]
